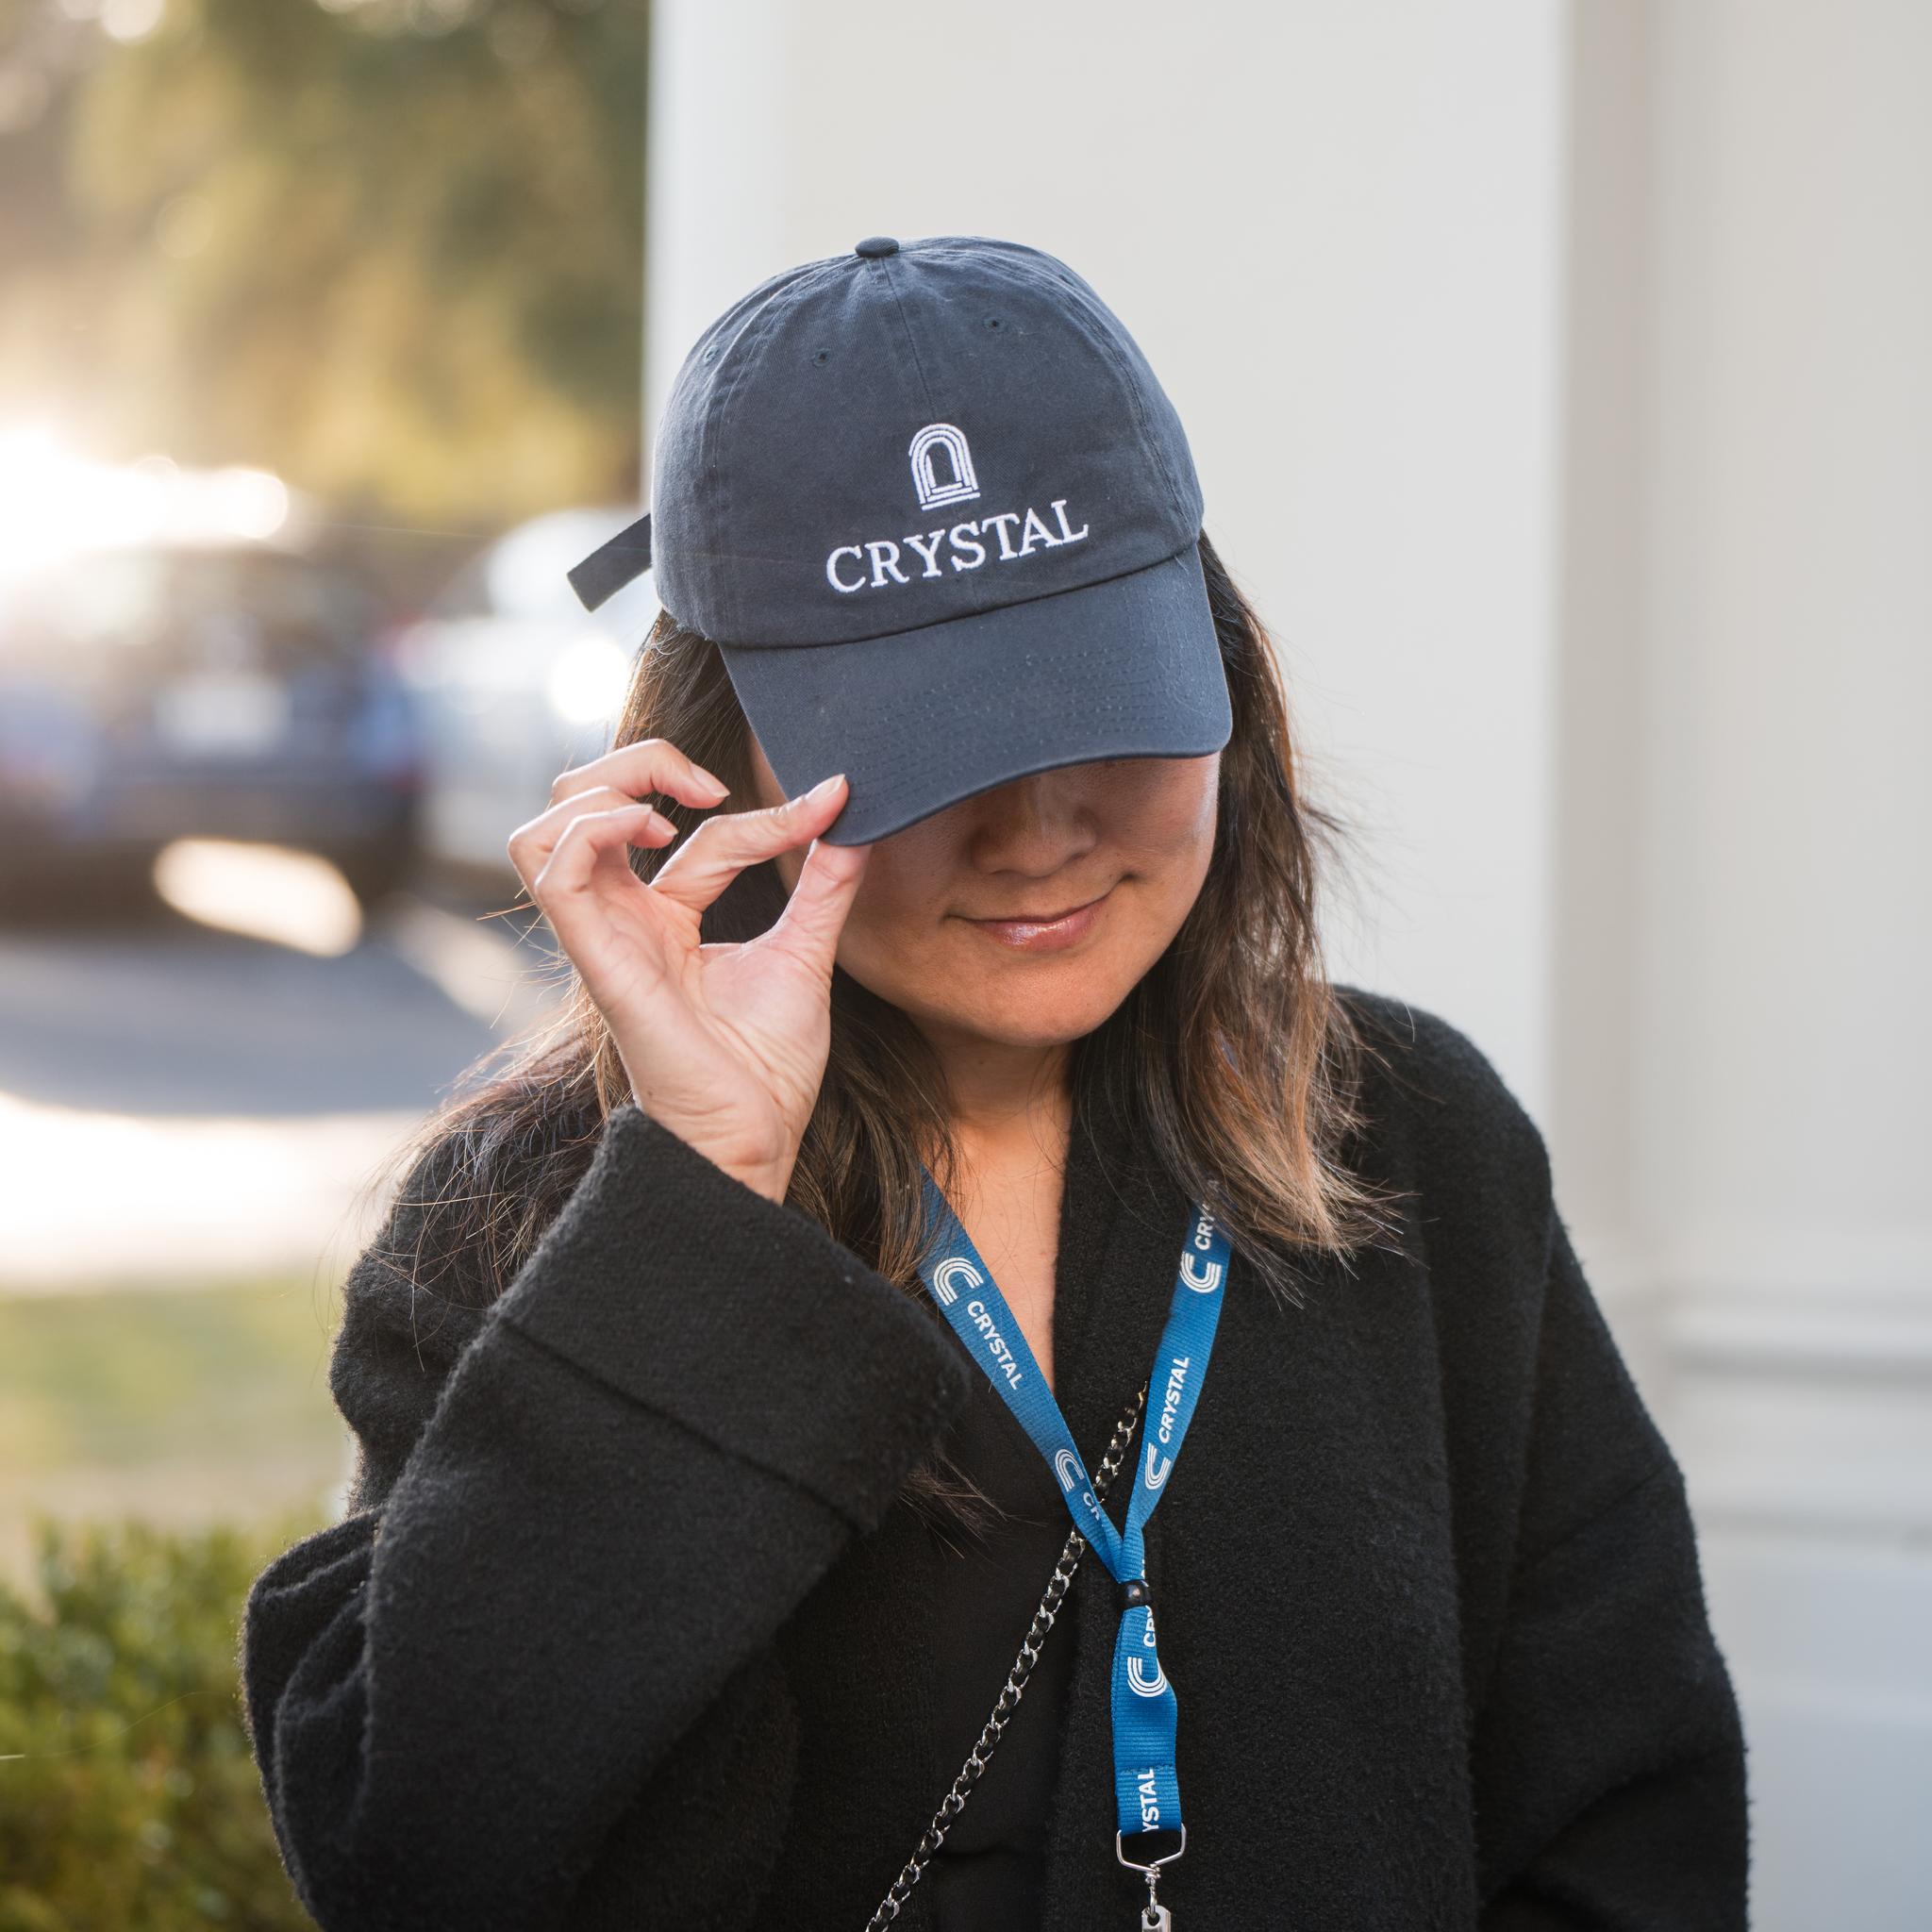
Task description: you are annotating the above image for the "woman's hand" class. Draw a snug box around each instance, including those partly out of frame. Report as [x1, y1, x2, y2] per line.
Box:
[507, 739, 869, 1205]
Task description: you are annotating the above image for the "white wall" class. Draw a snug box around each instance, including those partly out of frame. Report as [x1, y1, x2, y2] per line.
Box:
[646, 4, 1932, 1919]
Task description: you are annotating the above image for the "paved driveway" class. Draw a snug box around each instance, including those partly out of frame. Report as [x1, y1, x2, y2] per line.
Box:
[0, 862, 561, 1291]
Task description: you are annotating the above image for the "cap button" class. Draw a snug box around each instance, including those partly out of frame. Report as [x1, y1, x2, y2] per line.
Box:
[854, 235, 899, 258]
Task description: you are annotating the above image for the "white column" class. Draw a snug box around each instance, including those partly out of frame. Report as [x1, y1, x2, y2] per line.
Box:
[1557, 5, 1932, 1926]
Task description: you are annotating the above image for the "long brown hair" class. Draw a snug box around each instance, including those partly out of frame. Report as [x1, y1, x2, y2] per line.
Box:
[363, 529, 1407, 1518]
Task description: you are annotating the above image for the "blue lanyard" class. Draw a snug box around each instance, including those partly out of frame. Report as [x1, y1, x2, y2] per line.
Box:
[914, 1166, 1231, 1857]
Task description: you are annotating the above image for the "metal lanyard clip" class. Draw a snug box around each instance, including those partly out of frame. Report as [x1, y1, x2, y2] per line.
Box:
[1119, 1824, 1185, 1930]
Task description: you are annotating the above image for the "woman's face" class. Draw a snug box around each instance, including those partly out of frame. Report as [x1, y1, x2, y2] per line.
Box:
[746, 734, 1221, 1055]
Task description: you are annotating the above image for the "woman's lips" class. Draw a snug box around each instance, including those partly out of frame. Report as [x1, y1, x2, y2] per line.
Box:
[961, 887, 1112, 952]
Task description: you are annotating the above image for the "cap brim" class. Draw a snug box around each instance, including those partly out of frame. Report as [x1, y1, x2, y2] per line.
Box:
[715, 542, 1232, 846]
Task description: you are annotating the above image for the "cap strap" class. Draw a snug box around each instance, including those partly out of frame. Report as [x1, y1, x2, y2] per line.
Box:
[565, 509, 653, 611]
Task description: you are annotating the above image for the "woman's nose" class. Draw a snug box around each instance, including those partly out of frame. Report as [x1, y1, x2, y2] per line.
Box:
[967, 769, 1095, 854]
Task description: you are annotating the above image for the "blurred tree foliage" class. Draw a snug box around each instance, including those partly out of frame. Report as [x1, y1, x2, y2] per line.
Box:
[0, 1511, 329, 1930]
[0, 0, 646, 530]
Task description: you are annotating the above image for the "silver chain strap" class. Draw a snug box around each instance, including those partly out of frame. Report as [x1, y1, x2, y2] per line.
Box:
[864, 1378, 1151, 1929]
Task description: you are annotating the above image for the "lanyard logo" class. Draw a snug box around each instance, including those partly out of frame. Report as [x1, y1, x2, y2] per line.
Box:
[1183, 1208, 1223, 1292]
[928, 1255, 980, 1307]
[1181, 1252, 1222, 1293]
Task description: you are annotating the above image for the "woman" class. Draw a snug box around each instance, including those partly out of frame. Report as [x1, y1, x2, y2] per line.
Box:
[242, 235, 1750, 1931]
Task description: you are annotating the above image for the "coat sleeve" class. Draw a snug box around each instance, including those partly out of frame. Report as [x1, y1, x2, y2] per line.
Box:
[1471, 1204, 1752, 1928]
[239, 1098, 974, 1932]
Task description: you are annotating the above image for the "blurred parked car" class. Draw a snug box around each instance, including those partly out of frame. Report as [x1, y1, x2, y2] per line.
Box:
[0, 531, 425, 909]
[391, 506, 658, 884]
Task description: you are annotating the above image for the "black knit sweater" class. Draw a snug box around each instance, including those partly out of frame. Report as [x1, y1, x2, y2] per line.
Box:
[240, 986, 1751, 1929]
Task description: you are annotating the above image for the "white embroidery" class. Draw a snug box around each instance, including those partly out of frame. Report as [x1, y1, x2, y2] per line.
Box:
[908, 423, 980, 509]
[823, 422, 1091, 593]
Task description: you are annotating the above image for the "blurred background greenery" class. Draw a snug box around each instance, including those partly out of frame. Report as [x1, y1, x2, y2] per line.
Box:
[2, 0, 646, 541]
[0, 2, 648, 1921]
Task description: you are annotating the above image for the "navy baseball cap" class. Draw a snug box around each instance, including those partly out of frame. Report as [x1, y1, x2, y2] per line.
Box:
[565, 232, 1232, 846]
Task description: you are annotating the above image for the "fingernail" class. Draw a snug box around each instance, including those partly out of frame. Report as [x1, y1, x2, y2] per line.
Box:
[807, 772, 844, 801]
[695, 769, 729, 798]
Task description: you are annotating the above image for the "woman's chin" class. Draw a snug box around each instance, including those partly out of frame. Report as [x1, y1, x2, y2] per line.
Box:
[934, 979, 1135, 1053]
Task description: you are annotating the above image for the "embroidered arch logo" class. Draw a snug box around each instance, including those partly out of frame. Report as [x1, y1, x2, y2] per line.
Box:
[824, 419, 1091, 594]
[909, 423, 979, 510]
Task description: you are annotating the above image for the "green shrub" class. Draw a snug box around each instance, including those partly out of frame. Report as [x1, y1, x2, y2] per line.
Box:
[0, 1511, 325, 1932]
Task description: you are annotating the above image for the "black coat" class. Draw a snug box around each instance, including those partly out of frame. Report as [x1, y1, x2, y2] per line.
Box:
[240, 987, 1751, 1929]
